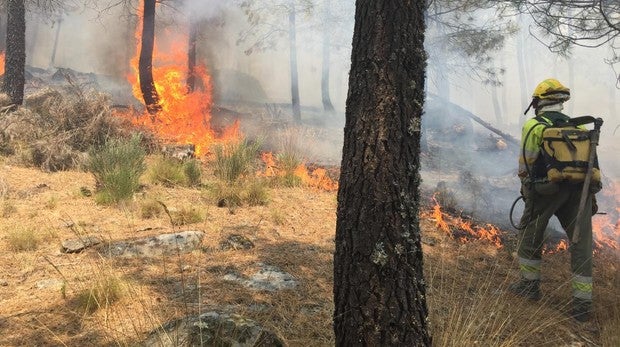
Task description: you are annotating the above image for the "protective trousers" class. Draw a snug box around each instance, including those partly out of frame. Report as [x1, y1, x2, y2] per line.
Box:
[517, 183, 593, 300]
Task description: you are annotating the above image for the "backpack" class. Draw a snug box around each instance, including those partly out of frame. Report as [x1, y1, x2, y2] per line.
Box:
[537, 116, 601, 183]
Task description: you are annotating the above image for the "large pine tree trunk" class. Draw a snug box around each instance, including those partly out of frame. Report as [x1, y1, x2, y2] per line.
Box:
[288, 1, 301, 123]
[320, 0, 335, 113]
[139, 0, 161, 115]
[3, 0, 26, 106]
[334, 1, 431, 346]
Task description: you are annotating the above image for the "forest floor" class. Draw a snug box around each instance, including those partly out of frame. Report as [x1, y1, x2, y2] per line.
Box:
[0, 160, 618, 346]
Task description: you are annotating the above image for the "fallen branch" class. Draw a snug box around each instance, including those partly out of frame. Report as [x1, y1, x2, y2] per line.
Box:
[428, 93, 520, 148]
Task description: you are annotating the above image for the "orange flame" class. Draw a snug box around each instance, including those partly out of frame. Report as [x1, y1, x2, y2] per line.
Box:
[427, 197, 503, 248]
[0, 52, 4, 75]
[126, 1, 238, 156]
[542, 239, 569, 255]
[591, 180, 620, 252]
[258, 152, 338, 191]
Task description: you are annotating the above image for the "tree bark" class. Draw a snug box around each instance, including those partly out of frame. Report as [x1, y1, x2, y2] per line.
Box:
[187, 15, 198, 93]
[334, 1, 431, 346]
[321, 0, 335, 113]
[3, 0, 26, 106]
[288, 1, 301, 123]
[139, 0, 161, 115]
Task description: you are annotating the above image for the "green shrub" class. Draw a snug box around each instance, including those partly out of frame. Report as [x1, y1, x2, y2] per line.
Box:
[277, 151, 301, 173]
[87, 134, 146, 204]
[213, 139, 261, 183]
[148, 156, 186, 186]
[183, 159, 202, 186]
[148, 156, 202, 187]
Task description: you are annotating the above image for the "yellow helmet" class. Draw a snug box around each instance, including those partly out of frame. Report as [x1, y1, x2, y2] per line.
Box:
[532, 78, 570, 101]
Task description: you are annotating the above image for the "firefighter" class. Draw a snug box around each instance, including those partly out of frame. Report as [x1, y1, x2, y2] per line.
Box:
[509, 78, 601, 322]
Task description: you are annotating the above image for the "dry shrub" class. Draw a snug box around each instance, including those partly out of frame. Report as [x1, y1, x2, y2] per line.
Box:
[139, 199, 163, 219]
[245, 179, 270, 206]
[170, 206, 204, 226]
[0, 87, 153, 171]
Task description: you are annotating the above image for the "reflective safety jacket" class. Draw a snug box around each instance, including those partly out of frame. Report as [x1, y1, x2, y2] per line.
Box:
[518, 111, 573, 179]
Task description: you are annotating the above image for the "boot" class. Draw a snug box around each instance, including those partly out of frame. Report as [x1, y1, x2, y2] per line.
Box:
[508, 278, 541, 301]
[571, 298, 592, 322]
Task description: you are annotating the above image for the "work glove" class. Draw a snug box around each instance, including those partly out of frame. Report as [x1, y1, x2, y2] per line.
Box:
[592, 195, 598, 216]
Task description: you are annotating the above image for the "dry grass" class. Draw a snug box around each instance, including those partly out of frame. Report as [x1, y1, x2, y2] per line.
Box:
[5, 228, 41, 252]
[0, 162, 616, 346]
[169, 206, 205, 226]
[139, 199, 164, 219]
[75, 273, 125, 314]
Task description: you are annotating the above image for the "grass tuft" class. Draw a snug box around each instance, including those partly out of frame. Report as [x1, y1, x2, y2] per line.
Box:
[170, 206, 204, 226]
[148, 156, 186, 186]
[183, 159, 202, 187]
[6, 229, 40, 252]
[213, 139, 261, 183]
[245, 180, 270, 206]
[87, 134, 146, 204]
[76, 275, 125, 314]
[139, 199, 163, 219]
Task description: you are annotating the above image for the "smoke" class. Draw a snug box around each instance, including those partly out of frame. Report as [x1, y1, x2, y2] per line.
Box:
[182, 0, 227, 20]
[16, 1, 618, 244]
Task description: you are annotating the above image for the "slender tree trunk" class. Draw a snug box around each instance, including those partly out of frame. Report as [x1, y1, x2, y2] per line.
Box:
[3, 0, 26, 106]
[321, 0, 335, 113]
[139, 0, 161, 115]
[516, 14, 528, 122]
[187, 15, 198, 93]
[49, 16, 62, 68]
[492, 81, 502, 125]
[334, 1, 431, 346]
[288, 1, 301, 123]
[26, 13, 39, 66]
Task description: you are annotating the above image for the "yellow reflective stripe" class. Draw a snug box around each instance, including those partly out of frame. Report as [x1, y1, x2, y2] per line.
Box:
[572, 281, 593, 293]
[519, 264, 540, 273]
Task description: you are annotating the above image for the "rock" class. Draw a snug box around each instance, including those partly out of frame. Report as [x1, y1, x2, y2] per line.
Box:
[102, 230, 205, 258]
[161, 144, 195, 160]
[36, 279, 64, 290]
[219, 234, 255, 251]
[143, 311, 284, 347]
[61, 235, 102, 253]
[223, 264, 297, 292]
[0, 279, 8, 286]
